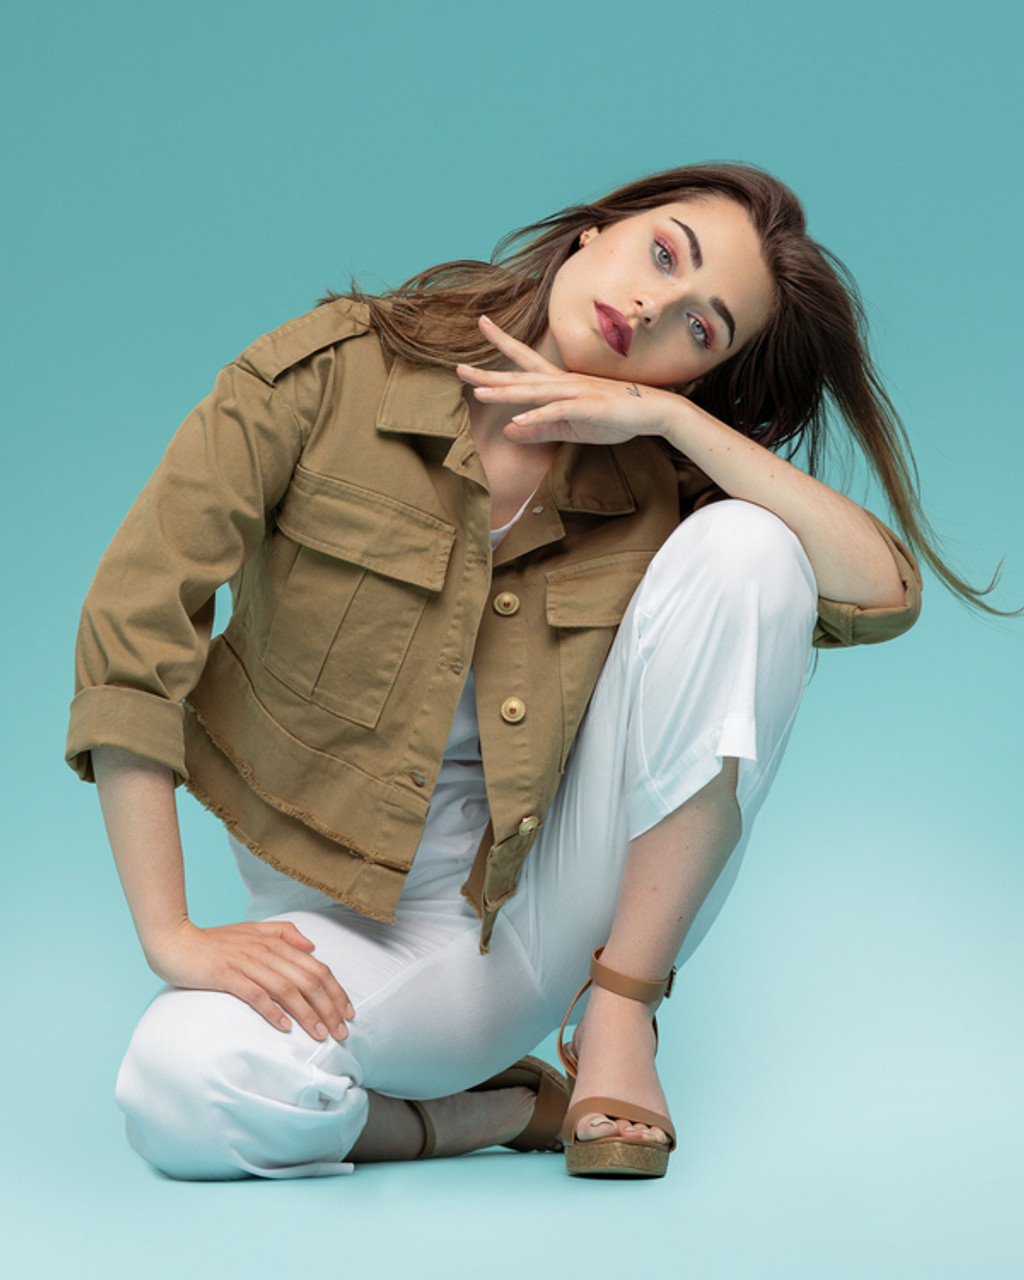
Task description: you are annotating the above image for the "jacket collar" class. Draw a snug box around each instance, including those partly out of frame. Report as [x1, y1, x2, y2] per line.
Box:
[376, 358, 468, 439]
[548, 442, 636, 516]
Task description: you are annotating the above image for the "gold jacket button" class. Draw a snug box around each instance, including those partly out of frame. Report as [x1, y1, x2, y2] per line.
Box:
[493, 591, 520, 616]
[518, 815, 540, 836]
[500, 697, 526, 723]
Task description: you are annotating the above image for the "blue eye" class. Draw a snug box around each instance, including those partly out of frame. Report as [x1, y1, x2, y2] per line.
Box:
[651, 239, 674, 273]
[688, 314, 710, 349]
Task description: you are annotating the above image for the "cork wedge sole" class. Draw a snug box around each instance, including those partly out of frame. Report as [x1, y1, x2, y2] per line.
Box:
[565, 1135, 670, 1178]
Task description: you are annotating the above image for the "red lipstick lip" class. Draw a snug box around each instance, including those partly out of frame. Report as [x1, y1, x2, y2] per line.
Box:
[594, 303, 633, 356]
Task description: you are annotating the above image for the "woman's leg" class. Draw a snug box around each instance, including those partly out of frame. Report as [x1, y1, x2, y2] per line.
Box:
[504, 499, 818, 1145]
[116, 861, 564, 1178]
[568, 759, 742, 1146]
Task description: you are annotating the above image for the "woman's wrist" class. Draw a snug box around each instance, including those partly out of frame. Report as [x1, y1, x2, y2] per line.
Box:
[653, 393, 905, 608]
[139, 916, 199, 976]
[654, 391, 737, 457]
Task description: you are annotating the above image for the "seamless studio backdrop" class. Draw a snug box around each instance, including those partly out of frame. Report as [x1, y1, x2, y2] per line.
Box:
[2, 2, 1021, 1277]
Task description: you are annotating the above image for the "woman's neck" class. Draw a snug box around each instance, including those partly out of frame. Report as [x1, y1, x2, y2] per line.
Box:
[464, 388, 561, 529]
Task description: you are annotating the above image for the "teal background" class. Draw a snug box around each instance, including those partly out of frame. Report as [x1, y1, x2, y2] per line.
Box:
[3, 1, 1022, 1276]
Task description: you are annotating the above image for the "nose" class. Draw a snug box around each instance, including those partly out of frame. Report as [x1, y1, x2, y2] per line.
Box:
[635, 287, 670, 326]
[636, 296, 657, 326]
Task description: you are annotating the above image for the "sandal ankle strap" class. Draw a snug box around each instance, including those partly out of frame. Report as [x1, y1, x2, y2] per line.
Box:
[590, 948, 676, 1003]
[407, 1099, 437, 1159]
[557, 948, 676, 1078]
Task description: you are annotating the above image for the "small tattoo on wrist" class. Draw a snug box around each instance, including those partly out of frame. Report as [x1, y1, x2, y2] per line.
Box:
[627, 383, 642, 398]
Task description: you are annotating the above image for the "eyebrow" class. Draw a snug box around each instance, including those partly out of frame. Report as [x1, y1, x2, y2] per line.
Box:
[710, 296, 736, 348]
[670, 217, 737, 348]
[671, 218, 702, 268]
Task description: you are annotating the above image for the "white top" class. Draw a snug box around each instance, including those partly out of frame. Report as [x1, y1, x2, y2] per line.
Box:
[400, 493, 535, 897]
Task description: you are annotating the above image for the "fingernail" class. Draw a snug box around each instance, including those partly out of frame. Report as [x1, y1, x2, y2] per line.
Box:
[480, 315, 492, 323]
[346, 1004, 356, 1019]
[315, 1022, 328, 1040]
[335, 1024, 348, 1040]
[511, 413, 527, 423]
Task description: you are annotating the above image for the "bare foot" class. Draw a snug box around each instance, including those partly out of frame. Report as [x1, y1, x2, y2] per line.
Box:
[569, 985, 672, 1147]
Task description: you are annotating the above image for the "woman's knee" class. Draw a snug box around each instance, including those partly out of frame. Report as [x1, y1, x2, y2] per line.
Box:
[116, 988, 260, 1179]
[640, 499, 818, 630]
[116, 986, 364, 1180]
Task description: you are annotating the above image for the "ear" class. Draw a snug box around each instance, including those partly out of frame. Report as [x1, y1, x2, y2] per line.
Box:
[578, 226, 599, 248]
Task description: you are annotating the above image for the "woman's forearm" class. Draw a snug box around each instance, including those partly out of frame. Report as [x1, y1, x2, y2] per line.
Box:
[91, 745, 356, 1040]
[92, 745, 190, 960]
[659, 399, 906, 608]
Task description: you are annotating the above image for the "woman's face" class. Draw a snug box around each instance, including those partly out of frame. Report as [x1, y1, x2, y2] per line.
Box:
[540, 195, 774, 388]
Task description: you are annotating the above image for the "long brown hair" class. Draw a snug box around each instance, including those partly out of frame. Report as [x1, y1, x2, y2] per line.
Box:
[332, 163, 1008, 613]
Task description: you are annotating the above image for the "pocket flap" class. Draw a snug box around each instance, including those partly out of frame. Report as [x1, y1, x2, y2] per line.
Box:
[545, 552, 652, 628]
[277, 465, 455, 591]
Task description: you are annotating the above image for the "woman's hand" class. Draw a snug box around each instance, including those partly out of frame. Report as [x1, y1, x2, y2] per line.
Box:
[145, 918, 356, 1042]
[457, 316, 681, 447]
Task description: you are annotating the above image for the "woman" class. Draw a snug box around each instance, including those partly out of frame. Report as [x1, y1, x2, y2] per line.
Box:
[69, 163, 974, 1181]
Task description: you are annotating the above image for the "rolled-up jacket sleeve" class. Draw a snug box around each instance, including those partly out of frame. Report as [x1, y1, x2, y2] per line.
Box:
[66, 363, 308, 783]
[813, 513, 923, 647]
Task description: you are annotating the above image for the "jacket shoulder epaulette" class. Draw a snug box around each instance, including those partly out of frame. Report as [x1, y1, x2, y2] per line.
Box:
[235, 298, 372, 385]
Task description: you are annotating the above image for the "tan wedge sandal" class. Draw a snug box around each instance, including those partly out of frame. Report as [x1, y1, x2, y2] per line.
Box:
[470, 1055, 571, 1153]
[557, 948, 677, 1178]
[409, 1055, 571, 1158]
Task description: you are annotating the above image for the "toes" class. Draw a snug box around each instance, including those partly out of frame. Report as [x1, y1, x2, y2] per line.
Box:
[576, 1114, 669, 1145]
[576, 1113, 619, 1141]
[620, 1121, 670, 1145]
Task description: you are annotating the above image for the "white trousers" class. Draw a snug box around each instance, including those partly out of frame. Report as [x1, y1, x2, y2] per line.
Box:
[116, 501, 817, 1179]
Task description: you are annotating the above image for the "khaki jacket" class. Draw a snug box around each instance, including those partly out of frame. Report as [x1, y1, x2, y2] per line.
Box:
[66, 300, 923, 948]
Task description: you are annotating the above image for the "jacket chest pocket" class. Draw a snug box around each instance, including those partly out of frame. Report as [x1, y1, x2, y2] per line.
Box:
[261, 467, 455, 729]
[546, 552, 652, 769]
